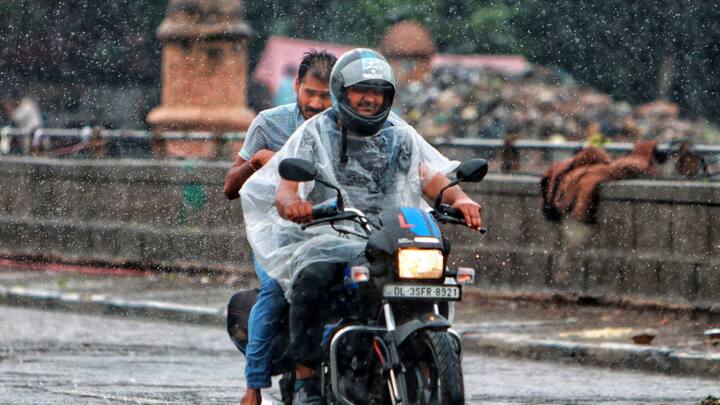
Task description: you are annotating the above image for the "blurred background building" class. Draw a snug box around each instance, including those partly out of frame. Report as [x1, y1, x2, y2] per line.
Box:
[1, 0, 718, 162]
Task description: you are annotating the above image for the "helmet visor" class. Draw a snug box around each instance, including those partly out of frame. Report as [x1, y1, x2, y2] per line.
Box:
[348, 80, 394, 92]
[340, 58, 395, 90]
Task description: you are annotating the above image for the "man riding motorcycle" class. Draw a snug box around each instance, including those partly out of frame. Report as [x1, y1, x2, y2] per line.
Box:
[240, 48, 483, 404]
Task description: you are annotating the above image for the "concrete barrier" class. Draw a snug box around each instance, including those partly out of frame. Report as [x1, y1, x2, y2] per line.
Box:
[1, 156, 718, 307]
[453, 177, 720, 310]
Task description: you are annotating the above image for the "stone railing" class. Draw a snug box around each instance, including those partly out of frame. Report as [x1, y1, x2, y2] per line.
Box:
[0, 157, 248, 271]
[1, 157, 718, 308]
[451, 176, 719, 310]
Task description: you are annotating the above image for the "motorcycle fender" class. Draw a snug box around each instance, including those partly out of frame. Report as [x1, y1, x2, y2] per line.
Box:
[394, 314, 451, 346]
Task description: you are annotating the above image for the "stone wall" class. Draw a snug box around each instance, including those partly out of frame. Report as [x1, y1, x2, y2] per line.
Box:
[0, 157, 249, 271]
[1, 157, 718, 308]
[451, 177, 720, 310]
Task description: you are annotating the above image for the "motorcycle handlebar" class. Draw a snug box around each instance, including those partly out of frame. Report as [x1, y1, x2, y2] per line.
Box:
[301, 210, 360, 231]
[442, 205, 464, 221]
[311, 204, 339, 220]
[436, 204, 487, 234]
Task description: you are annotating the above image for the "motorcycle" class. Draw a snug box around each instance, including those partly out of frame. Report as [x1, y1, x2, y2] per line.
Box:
[228, 157, 488, 404]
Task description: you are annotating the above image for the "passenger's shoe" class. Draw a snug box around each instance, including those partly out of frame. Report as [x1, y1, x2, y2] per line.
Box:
[293, 378, 322, 404]
[279, 373, 295, 405]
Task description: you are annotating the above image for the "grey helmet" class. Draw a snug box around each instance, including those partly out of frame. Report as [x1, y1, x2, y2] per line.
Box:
[330, 48, 396, 136]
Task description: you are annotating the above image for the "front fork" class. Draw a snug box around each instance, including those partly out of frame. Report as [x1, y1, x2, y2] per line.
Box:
[381, 303, 410, 404]
[328, 302, 460, 404]
[380, 302, 462, 403]
[327, 303, 411, 404]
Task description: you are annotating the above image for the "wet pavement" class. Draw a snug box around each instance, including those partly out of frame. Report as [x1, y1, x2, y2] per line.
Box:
[1, 306, 718, 404]
[459, 293, 720, 355]
[1, 261, 719, 380]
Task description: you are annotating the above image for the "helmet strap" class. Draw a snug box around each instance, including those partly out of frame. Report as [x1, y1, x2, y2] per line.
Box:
[340, 125, 348, 167]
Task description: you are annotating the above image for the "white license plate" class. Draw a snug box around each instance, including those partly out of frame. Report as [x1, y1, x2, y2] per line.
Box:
[383, 284, 461, 301]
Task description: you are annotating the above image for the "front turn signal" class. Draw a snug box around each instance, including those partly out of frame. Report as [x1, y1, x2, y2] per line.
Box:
[456, 267, 475, 285]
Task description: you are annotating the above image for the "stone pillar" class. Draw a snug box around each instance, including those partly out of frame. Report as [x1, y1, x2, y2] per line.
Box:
[147, 0, 255, 159]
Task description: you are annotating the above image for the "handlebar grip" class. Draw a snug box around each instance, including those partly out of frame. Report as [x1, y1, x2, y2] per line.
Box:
[311, 204, 338, 220]
[438, 205, 487, 234]
[442, 205, 465, 221]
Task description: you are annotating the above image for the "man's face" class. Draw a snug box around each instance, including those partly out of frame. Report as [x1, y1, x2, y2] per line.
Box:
[346, 86, 384, 117]
[295, 75, 331, 120]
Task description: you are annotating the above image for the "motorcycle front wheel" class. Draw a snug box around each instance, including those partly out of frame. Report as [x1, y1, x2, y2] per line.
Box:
[400, 330, 465, 405]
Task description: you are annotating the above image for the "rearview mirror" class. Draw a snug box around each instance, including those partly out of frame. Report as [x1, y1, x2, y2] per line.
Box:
[433, 158, 489, 210]
[278, 158, 318, 182]
[455, 159, 488, 183]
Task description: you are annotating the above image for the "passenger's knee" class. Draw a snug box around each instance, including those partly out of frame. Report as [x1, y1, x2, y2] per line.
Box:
[258, 278, 284, 298]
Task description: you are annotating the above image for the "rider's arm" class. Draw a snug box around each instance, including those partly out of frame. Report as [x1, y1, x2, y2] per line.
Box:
[223, 114, 277, 200]
[422, 172, 483, 230]
[223, 150, 275, 200]
[276, 179, 313, 224]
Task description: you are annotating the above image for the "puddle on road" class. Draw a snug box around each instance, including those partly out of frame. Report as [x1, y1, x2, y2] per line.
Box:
[557, 327, 641, 339]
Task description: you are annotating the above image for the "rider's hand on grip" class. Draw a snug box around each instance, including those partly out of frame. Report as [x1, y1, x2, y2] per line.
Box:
[449, 198, 483, 231]
[284, 199, 313, 224]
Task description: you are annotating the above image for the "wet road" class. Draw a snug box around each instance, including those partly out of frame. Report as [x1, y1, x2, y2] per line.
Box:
[0, 306, 717, 404]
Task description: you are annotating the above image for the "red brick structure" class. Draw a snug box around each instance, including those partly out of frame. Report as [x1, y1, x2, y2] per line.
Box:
[380, 21, 436, 84]
[147, 0, 255, 159]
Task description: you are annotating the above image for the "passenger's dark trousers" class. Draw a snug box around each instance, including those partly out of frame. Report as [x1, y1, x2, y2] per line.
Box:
[287, 262, 344, 367]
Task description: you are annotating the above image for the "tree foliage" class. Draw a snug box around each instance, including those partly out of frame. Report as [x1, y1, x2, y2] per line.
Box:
[511, 0, 720, 119]
[0, 0, 164, 85]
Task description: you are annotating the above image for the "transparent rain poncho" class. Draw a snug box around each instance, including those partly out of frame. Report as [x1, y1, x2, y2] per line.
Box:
[240, 112, 458, 297]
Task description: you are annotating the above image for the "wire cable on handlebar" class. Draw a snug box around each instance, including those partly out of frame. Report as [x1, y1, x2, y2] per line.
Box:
[330, 219, 371, 239]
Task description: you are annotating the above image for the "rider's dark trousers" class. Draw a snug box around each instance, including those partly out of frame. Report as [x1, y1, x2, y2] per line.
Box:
[287, 262, 344, 368]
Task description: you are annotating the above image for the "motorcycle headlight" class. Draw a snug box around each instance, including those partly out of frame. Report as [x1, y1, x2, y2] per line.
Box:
[397, 248, 444, 279]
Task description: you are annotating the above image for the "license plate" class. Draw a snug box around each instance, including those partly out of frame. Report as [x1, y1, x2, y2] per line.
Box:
[383, 284, 461, 301]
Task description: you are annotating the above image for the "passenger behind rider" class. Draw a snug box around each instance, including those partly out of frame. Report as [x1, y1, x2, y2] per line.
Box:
[223, 50, 337, 201]
[223, 49, 337, 405]
[267, 49, 483, 404]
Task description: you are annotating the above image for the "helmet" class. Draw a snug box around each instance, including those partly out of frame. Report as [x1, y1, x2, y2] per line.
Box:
[330, 48, 396, 136]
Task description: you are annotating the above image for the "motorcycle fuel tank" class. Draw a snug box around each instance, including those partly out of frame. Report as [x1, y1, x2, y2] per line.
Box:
[365, 207, 447, 262]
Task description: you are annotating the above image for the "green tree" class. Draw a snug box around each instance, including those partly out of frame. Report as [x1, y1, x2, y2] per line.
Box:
[0, 0, 165, 85]
[511, 0, 720, 120]
[2, 0, 719, 125]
